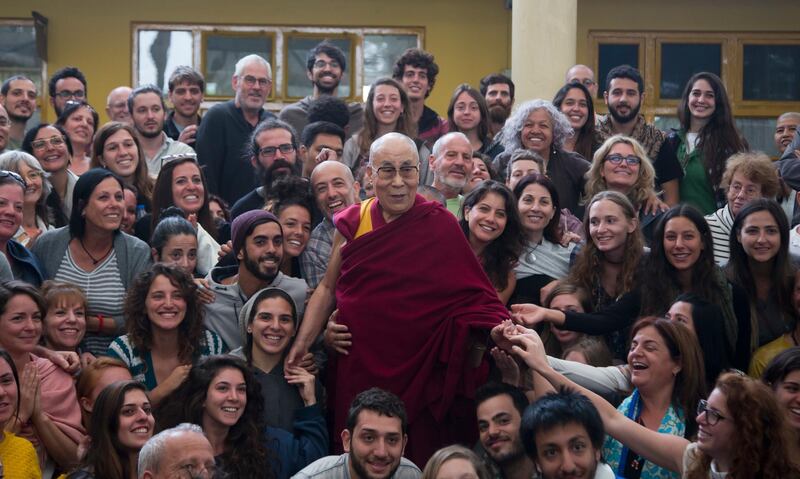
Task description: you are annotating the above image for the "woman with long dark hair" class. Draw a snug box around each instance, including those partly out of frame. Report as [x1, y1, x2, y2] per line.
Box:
[56, 101, 98, 176]
[553, 81, 595, 162]
[446, 84, 501, 157]
[91, 122, 154, 212]
[460, 180, 525, 303]
[0, 348, 41, 478]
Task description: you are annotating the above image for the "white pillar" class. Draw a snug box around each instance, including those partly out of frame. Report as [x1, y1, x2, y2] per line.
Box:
[511, 0, 577, 103]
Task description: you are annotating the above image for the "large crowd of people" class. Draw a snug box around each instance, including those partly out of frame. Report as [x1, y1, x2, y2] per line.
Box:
[0, 39, 799, 479]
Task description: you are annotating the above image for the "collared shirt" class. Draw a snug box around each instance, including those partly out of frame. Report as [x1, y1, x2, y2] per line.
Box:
[144, 132, 195, 177]
[163, 110, 202, 141]
[594, 114, 666, 161]
[291, 453, 421, 479]
[300, 217, 335, 289]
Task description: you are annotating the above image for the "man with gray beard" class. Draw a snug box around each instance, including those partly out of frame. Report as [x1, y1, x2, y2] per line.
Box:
[429, 132, 472, 216]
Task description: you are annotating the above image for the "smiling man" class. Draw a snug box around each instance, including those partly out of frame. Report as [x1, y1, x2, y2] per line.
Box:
[196, 54, 276, 205]
[430, 132, 473, 216]
[287, 132, 508, 465]
[164, 66, 205, 145]
[475, 383, 534, 479]
[392, 48, 447, 149]
[204, 209, 306, 350]
[128, 84, 194, 176]
[0, 75, 38, 150]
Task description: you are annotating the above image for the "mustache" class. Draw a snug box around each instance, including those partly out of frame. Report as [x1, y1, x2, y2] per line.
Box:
[259, 253, 280, 262]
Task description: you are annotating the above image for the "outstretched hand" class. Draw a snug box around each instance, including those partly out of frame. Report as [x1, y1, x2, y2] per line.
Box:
[510, 303, 549, 327]
[507, 327, 549, 373]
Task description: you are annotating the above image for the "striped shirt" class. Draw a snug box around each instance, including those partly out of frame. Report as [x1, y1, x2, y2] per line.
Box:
[54, 248, 126, 356]
[705, 206, 734, 266]
[106, 330, 225, 390]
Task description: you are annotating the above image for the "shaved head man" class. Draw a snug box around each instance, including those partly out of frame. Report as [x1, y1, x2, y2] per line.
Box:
[565, 64, 598, 98]
[429, 132, 472, 216]
[106, 86, 133, 124]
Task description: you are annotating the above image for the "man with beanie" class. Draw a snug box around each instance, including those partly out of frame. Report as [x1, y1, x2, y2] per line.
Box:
[203, 210, 307, 349]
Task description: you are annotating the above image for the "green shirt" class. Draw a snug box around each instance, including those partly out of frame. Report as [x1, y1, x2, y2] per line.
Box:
[677, 131, 716, 214]
[446, 195, 463, 218]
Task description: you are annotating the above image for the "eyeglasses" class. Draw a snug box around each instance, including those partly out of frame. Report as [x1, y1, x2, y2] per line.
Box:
[258, 144, 295, 159]
[0, 117, 9, 127]
[0, 170, 27, 189]
[242, 75, 271, 87]
[696, 399, 726, 426]
[605, 154, 641, 166]
[372, 165, 420, 180]
[31, 136, 66, 151]
[177, 462, 218, 479]
[55, 90, 86, 100]
[313, 59, 341, 69]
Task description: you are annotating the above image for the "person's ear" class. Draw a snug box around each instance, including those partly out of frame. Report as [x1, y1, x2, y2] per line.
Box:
[151, 248, 159, 262]
[231, 74, 239, 94]
[79, 396, 93, 414]
[341, 429, 352, 452]
[400, 434, 408, 456]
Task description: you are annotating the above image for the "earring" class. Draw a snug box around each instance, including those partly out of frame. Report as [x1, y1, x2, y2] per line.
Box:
[246, 327, 252, 333]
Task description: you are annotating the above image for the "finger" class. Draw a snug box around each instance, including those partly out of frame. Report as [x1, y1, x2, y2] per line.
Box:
[335, 340, 352, 347]
[334, 346, 350, 355]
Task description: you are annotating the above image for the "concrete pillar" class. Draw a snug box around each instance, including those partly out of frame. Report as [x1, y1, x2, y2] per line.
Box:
[511, 0, 577, 103]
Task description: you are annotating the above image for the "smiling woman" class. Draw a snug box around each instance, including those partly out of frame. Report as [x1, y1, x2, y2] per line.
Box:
[56, 101, 99, 177]
[0, 150, 54, 248]
[91, 122, 155, 214]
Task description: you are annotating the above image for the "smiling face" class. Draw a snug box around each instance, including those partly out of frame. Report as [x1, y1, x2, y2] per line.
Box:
[44, 300, 86, 351]
[588, 199, 636, 257]
[309, 52, 343, 95]
[239, 221, 283, 282]
[663, 216, 704, 272]
[117, 388, 154, 451]
[233, 61, 271, 113]
[465, 191, 508, 247]
[468, 158, 491, 190]
[64, 106, 96, 147]
[431, 135, 472, 190]
[312, 161, 359, 221]
[0, 357, 18, 425]
[600, 143, 640, 193]
[726, 171, 763, 217]
[517, 183, 555, 238]
[508, 159, 542, 191]
[0, 105, 8, 152]
[157, 233, 198, 274]
[171, 161, 205, 215]
[1, 78, 37, 122]
[688, 79, 716, 123]
[31, 126, 70, 173]
[278, 205, 311, 259]
[203, 367, 247, 429]
[400, 66, 430, 102]
[17, 161, 43, 205]
[534, 421, 601, 479]
[737, 210, 781, 264]
[560, 87, 589, 131]
[604, 77, 642, 124]
[477, 394, 525, 465]
[627, 325, 680, 392]
[0, 294, 42, 356]
[665, 301, 695, 334]
[453, 91, 481, 132]
[774, 370, 800, 432]
[520, 110, 554, 157]
[121, 189, 137, 235]
[695, 388, 735, 461]
[366, 136, 420, 222]
[435, 458, 479, 479]
[101, 129, 140, 180]
[372, 84, 403, 127]
[0, 183, 24, 241]
[775, 116, 800, 155]
[343, 409, 407, 479]
[249, 296, 296, 358]
[145, 275, 187, 333]
[168, 81, 203, 119]
[83, 177, 124, 232]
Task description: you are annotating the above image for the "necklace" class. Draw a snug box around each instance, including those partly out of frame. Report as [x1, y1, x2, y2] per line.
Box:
[525, 242, 542, 263]
[79, 238, 112, 265]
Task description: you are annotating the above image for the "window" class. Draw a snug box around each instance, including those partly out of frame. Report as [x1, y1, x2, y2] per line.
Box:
[132, 23, 423, 107]
[0, 19, 45, 124]
[590, 31, 800, 157]
[597, 43, 639, 99]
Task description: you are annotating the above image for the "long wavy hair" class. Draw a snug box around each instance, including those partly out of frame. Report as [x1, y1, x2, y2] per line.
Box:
[512, 173, 563, 244]
[124, 263, 206, 364]
[685, 373, 799, 478]
[155, 355, 274, 479]
[640, 204, 723, 317]
[76, 380, 149, 479]
[677, 72, 747, 191]
[150, 156, 217, 239]
[630, 317, 707, 438]
[91, 121, 155, 205]
[357, 78, 416, 157]
[552, 81, 595, 161]
[447, 83, 491, 144]
[459, 180, 525, 292]
[726, 199, 794, 345]
[568, 191, 643, 300]
[583, 135, 656, 208]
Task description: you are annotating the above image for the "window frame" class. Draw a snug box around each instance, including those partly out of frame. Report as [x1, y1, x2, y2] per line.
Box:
[200, 29, 277, 101]
[0, 17, 47, 108]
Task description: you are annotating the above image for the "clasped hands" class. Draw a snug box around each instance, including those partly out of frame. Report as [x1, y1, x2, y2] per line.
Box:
[490, 319, 550, 374]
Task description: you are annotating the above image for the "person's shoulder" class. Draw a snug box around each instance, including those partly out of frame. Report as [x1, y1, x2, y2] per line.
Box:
[293, 454, 348, 479]
[35, 225, 70, 245]
[117, 231, 152, 255]
[392, 457, 422, 479]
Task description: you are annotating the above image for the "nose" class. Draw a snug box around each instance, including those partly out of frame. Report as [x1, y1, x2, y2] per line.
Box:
[177, 256, 190, 269]
[561, 452, 576, 474]
[372, 438, 389, 458]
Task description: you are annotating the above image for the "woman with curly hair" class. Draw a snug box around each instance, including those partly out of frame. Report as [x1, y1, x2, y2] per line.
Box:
[494, 99, 590, 216]
[584, 135, 662, 244]
[459, 180, 525, 304]
[67, 380, 153, 479]
[509, 327, 800, 478]
[552, 81, 596, 162]
[106, 263, 225, 405]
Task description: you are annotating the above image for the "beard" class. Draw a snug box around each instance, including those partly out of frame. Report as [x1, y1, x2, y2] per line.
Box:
[8, 110, 32, 123]
[314, 74, 340, 95]
[349, 449, 400, 479]
[607, 101, 641, 124]
[488, 437, 527, 466]
[258, 158, 298, 187]
[488, 103, 511, 124]
[243, 249, 281, 282]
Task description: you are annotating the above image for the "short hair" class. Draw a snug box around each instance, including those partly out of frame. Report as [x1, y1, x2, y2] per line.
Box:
[498, 99, 573, 152]
[0, 150, 52, 223]
[0, 281, 47, 321]
[48, 66, 88, 98]
[605, 64, 644, 95]
[127, 84, 165, 114]
[777, 111, 800, 123]
[421, 446, 491, 479]
[301, 121, 345, 148]
[431, 131, 470, 160]
[479, 73, 515, 99]
[234, 54, 272, 78]
[307, 96, 350, 128]
[346, 387, 408, 434]
[138, 423, 205, 477]
[306, 41, 347, 73]
[56, 100, 99, 135]
[507, 149, 545, 181]
[368, 132, 418, 166]
[41, 280, 87, 314]
[1, 75, 35, 96]
[475, 382, 528, 417]
[249, 118, 299, 158]
[720, 151, 781, 198]
[167, 66, 205, 93]
[392, 48, 439, 97]
[762, 346, 800, 387]
[520, 388, 605, 459]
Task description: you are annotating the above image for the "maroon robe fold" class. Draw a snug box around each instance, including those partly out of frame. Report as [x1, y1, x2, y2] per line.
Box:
[330, 195, 508, 465]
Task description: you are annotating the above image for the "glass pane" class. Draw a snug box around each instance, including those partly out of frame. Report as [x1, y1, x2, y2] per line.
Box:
[654, 116, 680, 132]
[363, 34, 418, 98]
[0, 24, 43, 90]
[286, 37, 351, 98]
[743, 44, 800, 101]
[736, 117, 782, 157]
[204, 34, 272, 97]
[597, 44, 639, 99]
[659, 43, 721, 99]
[137, 30, 193, 93]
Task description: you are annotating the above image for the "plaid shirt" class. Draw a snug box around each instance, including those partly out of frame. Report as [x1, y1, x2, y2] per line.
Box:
[594, 114, 666, 160]
[300, 217, 335, 289]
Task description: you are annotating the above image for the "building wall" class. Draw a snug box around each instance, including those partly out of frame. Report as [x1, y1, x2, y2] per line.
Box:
[4, 0, 512, 122]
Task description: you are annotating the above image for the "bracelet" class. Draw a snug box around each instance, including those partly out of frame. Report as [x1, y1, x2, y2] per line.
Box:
[97, 314, 105, 332]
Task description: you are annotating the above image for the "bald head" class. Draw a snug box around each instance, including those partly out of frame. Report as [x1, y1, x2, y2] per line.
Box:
[566, 64, 597, 98]
[139, 424, 214, 479]
[775, 112, 800, 154]
[106, 86, 133, 123]
[430, 132, 472, 195]
[366, 133, 420, 221]
[369, 132, 419, 166]
[311, 160, 359, 220]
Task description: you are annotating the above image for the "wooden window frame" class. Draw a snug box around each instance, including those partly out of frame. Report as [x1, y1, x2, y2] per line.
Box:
[0, 18, 47, 108]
